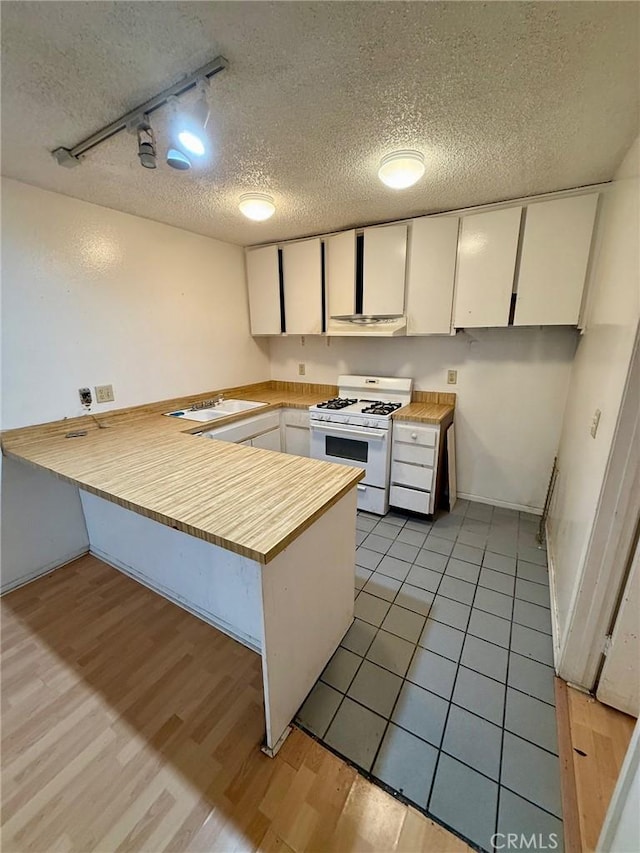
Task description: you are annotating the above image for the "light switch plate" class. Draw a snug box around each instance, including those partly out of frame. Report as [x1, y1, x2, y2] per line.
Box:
[298, 363, 306, 376]
[95, 384, 115, 403]
[447, 370, 457, 385]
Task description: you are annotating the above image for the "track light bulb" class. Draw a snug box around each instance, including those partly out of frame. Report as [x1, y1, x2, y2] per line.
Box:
[173, 81, 210, 158]
[166, 148, 191, 170]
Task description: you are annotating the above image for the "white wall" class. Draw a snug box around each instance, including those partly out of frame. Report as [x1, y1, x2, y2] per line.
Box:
[0, 456, 89, 592]
[0, 178, 270, 430]
[548, 138, 640, 652]
[270, 327, 578, 511]
[1, 178, 270, 589]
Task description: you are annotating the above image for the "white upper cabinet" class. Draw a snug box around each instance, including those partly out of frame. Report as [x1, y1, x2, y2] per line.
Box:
[282, 238, 323, 334]
[453, 207, 523, 328]
[406, 216, 459, 335]
[363, 224, 407, 315]
[514, 194, 599, 326]
[326, 230, 356, 318]
[246, 245, 281, 335]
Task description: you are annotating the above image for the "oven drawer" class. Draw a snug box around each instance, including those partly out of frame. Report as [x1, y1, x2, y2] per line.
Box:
[394, 422, 438, 447]
[392, 442, 436, 467]
[357, 483, 386, 514]
[391, 460, 434, 492]
[390, 484, 432, 515]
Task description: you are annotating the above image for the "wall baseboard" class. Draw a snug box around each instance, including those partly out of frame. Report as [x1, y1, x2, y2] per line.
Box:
[0, 546, 89, 595]
[457, 492, 543, 515]
[88, 546, 262, 654]
[545, 519, 562, 673]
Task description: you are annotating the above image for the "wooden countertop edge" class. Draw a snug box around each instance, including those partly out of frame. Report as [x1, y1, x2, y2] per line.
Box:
[1, 382, 456, 441]
[1, 381, 454, 565]
[3, 446, 364, 565]
[392, 405, 455, 427]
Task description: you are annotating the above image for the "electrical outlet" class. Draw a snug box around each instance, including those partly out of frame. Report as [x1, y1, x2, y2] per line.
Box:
[298, 363, 306, 376]
[79, 387, 92, 407]
[95, 384, 115, 403]
[590, 409, 601, 438]
[447, 370, 458, 385]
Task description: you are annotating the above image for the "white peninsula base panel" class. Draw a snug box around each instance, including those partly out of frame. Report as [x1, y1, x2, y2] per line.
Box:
[79, 489, 357, 754]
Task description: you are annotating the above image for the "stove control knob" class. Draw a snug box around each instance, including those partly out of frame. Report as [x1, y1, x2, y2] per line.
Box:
[411, 432, 418, 440]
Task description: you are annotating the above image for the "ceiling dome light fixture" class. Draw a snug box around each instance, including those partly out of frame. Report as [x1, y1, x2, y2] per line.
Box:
[378, 150, 425, 189]
[239, 193, 276, 221]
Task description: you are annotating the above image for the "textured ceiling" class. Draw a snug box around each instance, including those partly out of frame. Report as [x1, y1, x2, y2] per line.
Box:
[1, 1, 639, 246]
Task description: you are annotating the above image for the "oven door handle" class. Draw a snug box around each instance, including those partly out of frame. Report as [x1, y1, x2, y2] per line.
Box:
[310, 423, 387, 440]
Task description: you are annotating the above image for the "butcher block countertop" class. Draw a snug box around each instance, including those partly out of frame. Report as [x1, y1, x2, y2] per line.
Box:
[2, 381, 455, 563]
[393, 402, 455, 427]
[1, 381, 363, 564]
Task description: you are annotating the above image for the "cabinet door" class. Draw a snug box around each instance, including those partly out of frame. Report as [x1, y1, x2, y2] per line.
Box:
[284, 425, 310, 457]
[363, 224, 407, 315]
[326, 230, 356, 318]
[282, 238, 322, 334]
[514, 194, 598, 326]
[246, 245, 281, 335]
[453, 207, 522, 328]
[406, 216, 459, 334]
[251, 427, 281, 452]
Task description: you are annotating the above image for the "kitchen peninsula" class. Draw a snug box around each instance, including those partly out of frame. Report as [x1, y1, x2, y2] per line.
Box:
[1, 381, 365, 755]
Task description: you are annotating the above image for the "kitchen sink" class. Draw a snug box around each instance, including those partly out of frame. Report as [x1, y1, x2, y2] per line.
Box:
[165, 399, 267, 422]
[215, 399, 268, 414]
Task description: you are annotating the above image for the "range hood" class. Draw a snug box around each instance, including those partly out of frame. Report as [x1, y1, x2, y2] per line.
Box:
[327, 313, 407, 336]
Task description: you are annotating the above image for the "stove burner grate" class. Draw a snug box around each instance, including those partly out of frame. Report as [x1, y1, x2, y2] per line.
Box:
[361, 402, 403, 415]
[317, 397, 357, 410]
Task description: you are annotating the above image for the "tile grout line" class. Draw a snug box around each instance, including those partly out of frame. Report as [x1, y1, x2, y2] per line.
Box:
[493, 546, 518, 849]
[353, 502, 474, 783]
[357, 584, 553, 665]
[348, 605, 555, 707]
[363, 526, 455, 780]
[423, 504, 487, 823]
[349, 505, 556, 847]
[301, 695, 564, 820]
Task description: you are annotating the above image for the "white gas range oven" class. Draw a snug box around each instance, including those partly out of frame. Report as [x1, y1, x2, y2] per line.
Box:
[309, 375, 413, 515]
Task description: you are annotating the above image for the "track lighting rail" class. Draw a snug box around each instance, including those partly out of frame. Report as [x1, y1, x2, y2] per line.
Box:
[52, 55, 228, 167]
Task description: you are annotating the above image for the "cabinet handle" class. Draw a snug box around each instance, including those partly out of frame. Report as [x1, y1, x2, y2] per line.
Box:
[411, 432, 418, 440]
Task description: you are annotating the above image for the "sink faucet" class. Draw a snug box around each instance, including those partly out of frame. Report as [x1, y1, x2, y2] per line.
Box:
[215, 393, 225, 406]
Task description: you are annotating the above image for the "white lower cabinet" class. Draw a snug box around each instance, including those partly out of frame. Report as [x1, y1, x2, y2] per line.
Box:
[201, 411, 281, 450]
[390, 422, 441, 516]
[390, 484, 431, 515]
[284, 426, 310, 457]
[281, 408, 311, 457]
[203, 408, 312, 457]
[251, 428, 281, 451]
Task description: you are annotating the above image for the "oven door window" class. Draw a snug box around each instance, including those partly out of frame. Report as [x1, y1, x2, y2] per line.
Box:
[325, 434, 369, 463]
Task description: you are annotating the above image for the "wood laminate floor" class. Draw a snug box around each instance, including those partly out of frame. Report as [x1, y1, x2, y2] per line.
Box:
[566, 686, 636, 852]
[0, 555, 469, 853]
